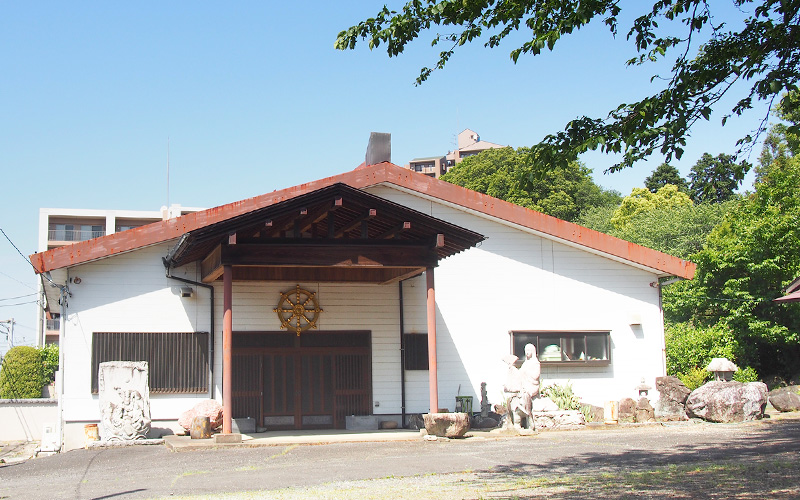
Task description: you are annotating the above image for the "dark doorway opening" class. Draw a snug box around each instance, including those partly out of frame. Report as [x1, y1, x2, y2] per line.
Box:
[232, 331, 371, 429]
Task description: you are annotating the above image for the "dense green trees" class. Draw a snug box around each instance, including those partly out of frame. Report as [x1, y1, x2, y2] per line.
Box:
[609, 185, 693, 229]
[644, 163, 688, 193]
[337, 0, 800, 173]
[441, 146, 621, 222]
[666, 146, 800, 377]
[688, 153, 751, 204]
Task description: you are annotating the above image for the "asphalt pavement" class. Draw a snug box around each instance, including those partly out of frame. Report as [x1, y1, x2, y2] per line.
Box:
[1, 414, 799, 500]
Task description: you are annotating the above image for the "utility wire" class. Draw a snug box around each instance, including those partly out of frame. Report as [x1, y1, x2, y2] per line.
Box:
[0, 270, 36, 290]
[0, 227, 61, 288]
[0, 300, 39, 308]
[0, 293, 38, 302]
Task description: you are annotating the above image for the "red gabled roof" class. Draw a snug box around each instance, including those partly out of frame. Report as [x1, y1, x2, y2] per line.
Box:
[29, 162, 695, 279]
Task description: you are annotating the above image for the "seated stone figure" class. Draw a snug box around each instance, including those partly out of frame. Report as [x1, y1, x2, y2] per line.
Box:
[503, 343, 541, 430]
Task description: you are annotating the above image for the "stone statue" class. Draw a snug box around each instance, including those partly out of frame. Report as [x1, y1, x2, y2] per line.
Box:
[502, 344, 541, 430]
[480, 382, 490, 418]
[98, 361, 151, 441]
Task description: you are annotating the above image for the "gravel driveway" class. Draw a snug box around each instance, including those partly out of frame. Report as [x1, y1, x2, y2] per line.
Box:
[1, 415, 799, 499]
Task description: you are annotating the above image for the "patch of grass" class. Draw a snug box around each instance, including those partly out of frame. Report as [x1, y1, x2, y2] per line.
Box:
[170, 470, 211, 488]
[266, 444, 297, 461]
[235, 465, 261, 472]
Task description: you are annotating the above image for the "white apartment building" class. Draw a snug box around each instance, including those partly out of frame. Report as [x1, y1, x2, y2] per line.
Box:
[37, 204, 203, 345]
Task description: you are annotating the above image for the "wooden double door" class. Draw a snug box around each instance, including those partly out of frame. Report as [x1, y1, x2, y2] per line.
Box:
[232, 331, 371, 429]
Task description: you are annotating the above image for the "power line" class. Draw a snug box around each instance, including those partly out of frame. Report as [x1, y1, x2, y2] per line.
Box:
[0, 270, 36, 290]
[0, 293, 38, 302]
[0, 227, 61, 288]
[0, 227, 36, 271]
[0, 300, 39, 308]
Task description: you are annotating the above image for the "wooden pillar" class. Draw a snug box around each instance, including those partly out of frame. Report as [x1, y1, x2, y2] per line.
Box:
[426, 267, 438, 413]
[222, 264, 233, 434]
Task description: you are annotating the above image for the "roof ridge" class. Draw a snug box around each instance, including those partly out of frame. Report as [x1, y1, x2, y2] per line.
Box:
[30, 161, 695, 279]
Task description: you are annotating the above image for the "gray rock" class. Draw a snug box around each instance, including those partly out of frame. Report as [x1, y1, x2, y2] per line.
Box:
[530, 410, 586, 430]
[470, 416, 498, 429]
[586, 405, 604, 423]
[768, 386, 800, 412]
[686, 381, 767, 422]
[406, 414, 425, 430]
[635, 397, 655, 423]
[530, 396, 559, 412]
[655, 376, 691, 419]
[423, 412, 470, 438]
[619, 397, 637, 421]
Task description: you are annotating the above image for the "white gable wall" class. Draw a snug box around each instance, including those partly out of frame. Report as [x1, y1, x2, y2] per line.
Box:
[57, 184, 668, 448]
[366, 185, 666, 408]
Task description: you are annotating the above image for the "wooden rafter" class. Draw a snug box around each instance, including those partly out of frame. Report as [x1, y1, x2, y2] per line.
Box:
[377, 221, 411, 239]
[335, 209, 376, 238]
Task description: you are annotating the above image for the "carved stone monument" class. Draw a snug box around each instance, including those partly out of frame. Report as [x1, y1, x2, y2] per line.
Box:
[98, 361, 151, 441]
[502, 344, 541, 430]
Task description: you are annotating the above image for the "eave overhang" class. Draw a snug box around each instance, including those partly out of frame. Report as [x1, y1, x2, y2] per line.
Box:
[29, 162, 695, 280]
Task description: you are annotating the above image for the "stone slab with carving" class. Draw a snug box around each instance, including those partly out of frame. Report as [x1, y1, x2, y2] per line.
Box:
[530, 410, 586, 430]
[686, 381, 767, 422]
[98, 361, 151, 441]
[423, 412, 470, 438]
[179, 399, 224, 431]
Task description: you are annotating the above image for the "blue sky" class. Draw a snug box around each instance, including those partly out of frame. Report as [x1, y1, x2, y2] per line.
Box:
[0, 2, 773, 351]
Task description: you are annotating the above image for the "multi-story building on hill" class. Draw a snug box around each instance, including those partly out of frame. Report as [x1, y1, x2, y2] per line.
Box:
[406, 129, 506, 178]
[37, 204, 203, 345]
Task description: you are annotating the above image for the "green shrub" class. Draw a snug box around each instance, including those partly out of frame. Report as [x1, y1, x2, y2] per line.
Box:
[38, 344, 59, 383]
[733, 366, 759, 383]
[665, 322, 744, 377]
[0, 346, 45, 399]
[541, 382, 593, 422]
[677, 366, 711, 390]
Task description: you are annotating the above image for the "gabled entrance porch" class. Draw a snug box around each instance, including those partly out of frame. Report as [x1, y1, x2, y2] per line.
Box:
[162, 183, 485, 434]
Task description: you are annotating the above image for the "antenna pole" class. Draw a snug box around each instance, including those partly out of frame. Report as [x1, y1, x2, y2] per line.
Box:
[167, 137, 170, 210]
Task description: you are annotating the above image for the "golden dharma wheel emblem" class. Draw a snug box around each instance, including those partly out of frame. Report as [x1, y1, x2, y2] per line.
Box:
[274, 285, 322, 336]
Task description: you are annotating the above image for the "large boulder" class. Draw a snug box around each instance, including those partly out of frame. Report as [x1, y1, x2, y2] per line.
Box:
[179, 400, 224, 431]
[768, 386, 800, 412]
[423, 412, 470, 438]
[655, 376, 691, 419]
[686, 381, 767, 423]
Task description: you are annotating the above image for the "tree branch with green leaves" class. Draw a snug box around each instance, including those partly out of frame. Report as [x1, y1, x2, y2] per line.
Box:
[336, 0, 800, 174]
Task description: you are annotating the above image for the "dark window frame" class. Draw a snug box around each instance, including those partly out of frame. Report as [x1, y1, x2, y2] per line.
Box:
[91, 331, 209, 394]
[403, 333, 429, 370]
[509, 330, 611, 366]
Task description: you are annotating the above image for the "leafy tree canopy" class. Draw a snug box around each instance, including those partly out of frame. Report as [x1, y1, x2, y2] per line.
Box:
[759, 91, 800, 180]
[688, 153, 751, 203]
[610, 184, 693, 229]
[609, 201, 734, 260]
[441, 146, 621, 221]
[664, 119, 800, 376]
[336, 0, 800, 173]
[644, 163, 688, 193]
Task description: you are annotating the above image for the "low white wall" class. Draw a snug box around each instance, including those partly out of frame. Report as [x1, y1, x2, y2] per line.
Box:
[0, 399, 58, 441]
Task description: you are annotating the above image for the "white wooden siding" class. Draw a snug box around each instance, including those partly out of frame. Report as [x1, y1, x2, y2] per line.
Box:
[366, 185, 666, 408]
[60, 184, 668, 424]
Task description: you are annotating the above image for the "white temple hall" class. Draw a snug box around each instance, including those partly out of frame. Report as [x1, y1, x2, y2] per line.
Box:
[32, 154, 694, 450]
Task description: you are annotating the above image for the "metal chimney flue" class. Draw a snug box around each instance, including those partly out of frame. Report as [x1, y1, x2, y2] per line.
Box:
[365, 132, 391, 166]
